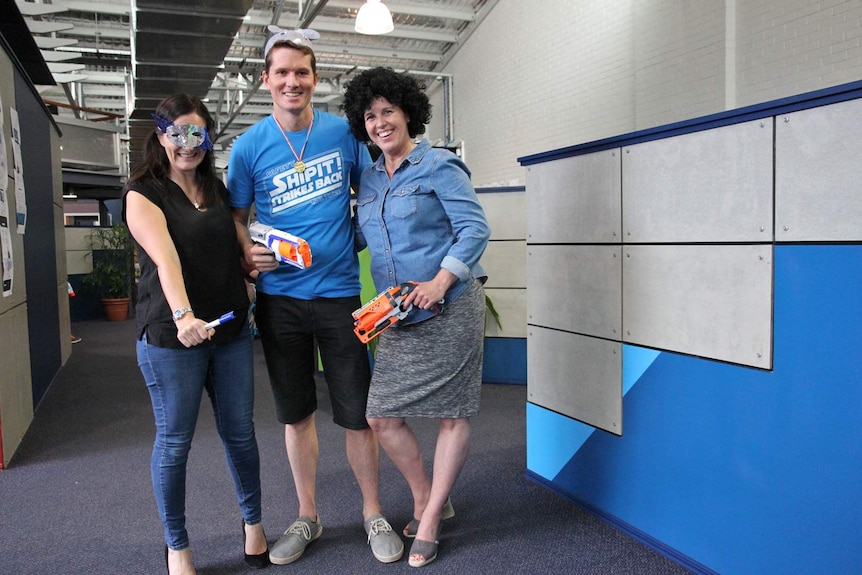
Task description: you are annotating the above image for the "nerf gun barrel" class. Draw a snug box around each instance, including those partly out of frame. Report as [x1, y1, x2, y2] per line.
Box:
[249, 221, 312, 270]
[352, 283, 416, 344]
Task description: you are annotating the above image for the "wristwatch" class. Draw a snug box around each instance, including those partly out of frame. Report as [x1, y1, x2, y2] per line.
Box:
[172, 307, 193, 322]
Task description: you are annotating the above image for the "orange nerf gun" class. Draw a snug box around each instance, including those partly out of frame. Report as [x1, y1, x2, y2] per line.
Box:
[352, 283, 417, 344]
[249, 221, 312, 270]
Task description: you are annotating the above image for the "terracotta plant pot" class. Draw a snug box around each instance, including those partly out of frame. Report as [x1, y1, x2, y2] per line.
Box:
[102, 297, 130, 322]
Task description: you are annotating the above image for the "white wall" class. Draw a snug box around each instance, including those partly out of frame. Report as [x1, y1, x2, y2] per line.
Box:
[445, 0, 862, 187]
[736, 0, 862, 106]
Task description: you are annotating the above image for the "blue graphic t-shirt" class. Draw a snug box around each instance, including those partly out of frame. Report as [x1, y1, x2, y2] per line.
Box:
[227, 109, 371, 299]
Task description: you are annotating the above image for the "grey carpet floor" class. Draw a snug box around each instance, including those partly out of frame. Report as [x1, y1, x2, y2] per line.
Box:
[0, 319, 692, 575]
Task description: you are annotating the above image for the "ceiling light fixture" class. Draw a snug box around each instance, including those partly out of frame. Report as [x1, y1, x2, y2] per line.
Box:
[355, 0, 394, 35]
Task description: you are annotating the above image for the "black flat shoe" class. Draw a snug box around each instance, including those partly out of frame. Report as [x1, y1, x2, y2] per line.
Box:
[242, 521, 270, 569]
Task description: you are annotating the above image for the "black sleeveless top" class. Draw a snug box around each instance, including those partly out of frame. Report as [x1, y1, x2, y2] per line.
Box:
[124, 178, 249, 348]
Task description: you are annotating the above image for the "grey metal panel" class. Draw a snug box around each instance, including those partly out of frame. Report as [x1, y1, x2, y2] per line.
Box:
[136, 12, 247, 36]
[481, 241, 526, 288]
[134, 63, 222, 82]
[528, 327, 622, 435]
[479, 192, 526, 240]
[622, 244, 773, 369]
[623, 120, 773, 243]
[776, 98, 862, 242]
[56, 118, 120, 170]
[134, 78, 214, 99]
[526, 150, 621, 244]
[527, 245, 621, 340]
[135, 34, 236, 66]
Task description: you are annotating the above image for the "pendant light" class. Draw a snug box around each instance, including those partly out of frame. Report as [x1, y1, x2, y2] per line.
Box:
[355, 0, 394, 35]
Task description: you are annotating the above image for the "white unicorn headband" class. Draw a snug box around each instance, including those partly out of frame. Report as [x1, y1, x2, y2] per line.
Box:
[264, 25, 320, 58]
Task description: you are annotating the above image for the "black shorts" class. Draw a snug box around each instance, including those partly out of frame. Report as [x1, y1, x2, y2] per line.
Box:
[255, 292, 371, 429]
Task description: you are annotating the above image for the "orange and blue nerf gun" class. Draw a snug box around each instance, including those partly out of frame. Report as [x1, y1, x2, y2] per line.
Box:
[249, 221, 312, 270]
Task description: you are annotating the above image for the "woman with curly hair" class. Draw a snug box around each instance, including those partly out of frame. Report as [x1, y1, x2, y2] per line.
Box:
[342, 67, 490, 568]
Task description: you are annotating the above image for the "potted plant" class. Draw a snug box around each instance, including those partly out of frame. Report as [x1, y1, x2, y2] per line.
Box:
[83, 224, 135, 321]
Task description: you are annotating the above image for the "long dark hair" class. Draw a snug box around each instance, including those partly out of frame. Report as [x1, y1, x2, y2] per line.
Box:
[127, 94, 221, 209]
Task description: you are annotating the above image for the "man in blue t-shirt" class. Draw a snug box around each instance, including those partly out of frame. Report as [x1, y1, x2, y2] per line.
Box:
[227, 28, 403, 566]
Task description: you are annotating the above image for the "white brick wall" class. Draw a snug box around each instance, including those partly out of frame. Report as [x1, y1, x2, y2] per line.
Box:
[447, 0, 862, 187]
[633, 0, 726, 128]
[737, 0, 862, 106]
[446, 0, 635, 187]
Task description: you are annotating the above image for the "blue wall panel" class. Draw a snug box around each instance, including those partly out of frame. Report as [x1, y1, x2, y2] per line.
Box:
[529, 245, 862, 574]
[482, 337, 527, 384]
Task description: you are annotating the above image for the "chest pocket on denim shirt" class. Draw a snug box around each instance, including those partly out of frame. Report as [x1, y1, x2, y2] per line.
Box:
[355, 192, 376, 227]
[388, 184, 425, 219]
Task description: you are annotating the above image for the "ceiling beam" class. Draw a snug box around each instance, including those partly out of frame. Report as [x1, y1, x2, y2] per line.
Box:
[40, 50, 83, 62]
[325, 0, 476, 21]
[15, 0, 68, 16]
[33, 36, 79, 48]
[60, 0, 130, 17]
[266, 15, 460, 43]
[24, 20, 74, 34]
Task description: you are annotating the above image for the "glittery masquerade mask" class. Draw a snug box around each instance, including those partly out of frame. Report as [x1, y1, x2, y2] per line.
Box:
[151, 113, 213, 151]
[264, 25, 320, 58]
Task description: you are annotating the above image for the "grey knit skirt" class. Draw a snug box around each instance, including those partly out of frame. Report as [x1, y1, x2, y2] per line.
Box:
[365, 279, 486, 419]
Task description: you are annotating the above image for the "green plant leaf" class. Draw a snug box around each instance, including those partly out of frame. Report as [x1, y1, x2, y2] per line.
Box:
[486, 294, 502, 330]
[83, 224, 135, 299]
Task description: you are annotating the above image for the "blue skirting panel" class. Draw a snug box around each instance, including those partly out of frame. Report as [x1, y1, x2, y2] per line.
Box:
[482, 337, 526, 385]
[527, 245, 862, 574]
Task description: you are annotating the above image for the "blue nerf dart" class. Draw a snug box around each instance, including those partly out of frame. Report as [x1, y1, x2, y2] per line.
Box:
[204, 311, 236, 330]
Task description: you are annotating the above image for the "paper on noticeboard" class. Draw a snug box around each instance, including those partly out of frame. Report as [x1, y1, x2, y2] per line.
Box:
[0, 96, 12, 296]
[9, 108, 26, 235]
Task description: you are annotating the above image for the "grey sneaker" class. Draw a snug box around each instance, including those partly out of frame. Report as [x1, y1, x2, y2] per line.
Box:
[364, 515, 404, 563]
[268, 515, 323, 565]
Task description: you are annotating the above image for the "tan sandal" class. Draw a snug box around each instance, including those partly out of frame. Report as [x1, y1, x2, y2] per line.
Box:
[403, 498, 455, 538]
[408, 539, 438, 568]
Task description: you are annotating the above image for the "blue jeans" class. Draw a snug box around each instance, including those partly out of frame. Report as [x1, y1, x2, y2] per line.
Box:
[137, 324, 261, 550]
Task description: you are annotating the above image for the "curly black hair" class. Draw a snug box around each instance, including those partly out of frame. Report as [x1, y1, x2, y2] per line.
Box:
[341, 67, 432, 142]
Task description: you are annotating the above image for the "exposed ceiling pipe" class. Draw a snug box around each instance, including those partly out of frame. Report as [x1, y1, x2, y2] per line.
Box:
[214, 0, 295, 142]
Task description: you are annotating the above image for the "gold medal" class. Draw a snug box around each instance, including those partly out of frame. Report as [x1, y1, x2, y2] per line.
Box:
[273, 113, 314, 176]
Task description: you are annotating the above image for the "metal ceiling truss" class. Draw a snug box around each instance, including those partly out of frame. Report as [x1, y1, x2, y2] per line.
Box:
[16, 0, 499, 172]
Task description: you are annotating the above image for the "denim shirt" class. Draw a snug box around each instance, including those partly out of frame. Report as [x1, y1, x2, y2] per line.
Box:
[355, 139, 490, 325]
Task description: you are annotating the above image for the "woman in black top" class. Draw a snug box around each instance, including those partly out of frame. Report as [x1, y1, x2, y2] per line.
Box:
[124, 94, 268, 574]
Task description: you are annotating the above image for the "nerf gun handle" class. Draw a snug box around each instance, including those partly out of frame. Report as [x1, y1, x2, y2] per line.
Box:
[248, 221, 312, 270]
